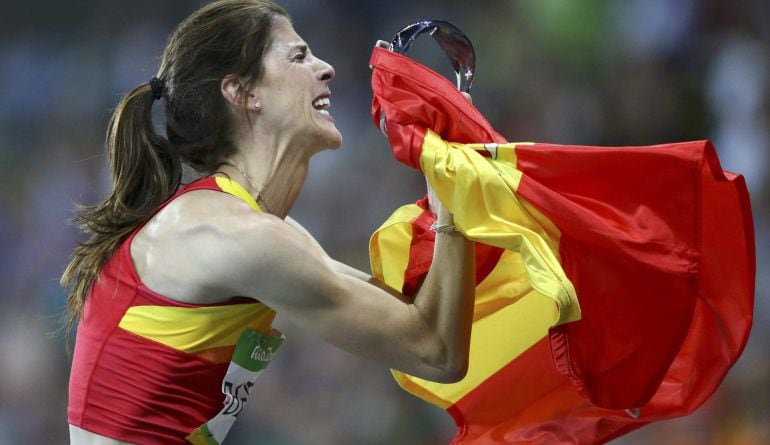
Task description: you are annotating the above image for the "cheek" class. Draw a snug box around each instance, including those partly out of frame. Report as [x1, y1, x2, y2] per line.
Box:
[266, 92, 306, 120]
[261, 70, 315, 119]
[285, 87, 311, 114]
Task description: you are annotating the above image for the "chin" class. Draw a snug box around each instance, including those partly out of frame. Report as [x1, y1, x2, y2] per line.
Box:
[305, 118, 343, 152]
[328, 131, 343, 149]
[319, 126, 343, 150]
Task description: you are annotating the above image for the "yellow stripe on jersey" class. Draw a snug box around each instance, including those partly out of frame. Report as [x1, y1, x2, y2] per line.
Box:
[215, 177, 263, 212]
[119, 304, 276, 362]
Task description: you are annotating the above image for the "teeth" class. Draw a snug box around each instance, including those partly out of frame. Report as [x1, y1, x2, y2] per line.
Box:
[312, 97, 330, 110]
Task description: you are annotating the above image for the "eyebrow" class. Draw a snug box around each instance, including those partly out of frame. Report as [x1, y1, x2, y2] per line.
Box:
[289, 43, 309, 54]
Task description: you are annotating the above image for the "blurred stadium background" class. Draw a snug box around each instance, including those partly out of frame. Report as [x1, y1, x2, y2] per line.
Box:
[0, 0, 767, 443]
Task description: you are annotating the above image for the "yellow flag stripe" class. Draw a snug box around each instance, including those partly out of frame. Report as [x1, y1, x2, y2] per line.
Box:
[473, 250, 536, 321]
[369, 205, 424, 293]
[393, 289, 557, 407]
[419, 129, 580, 325]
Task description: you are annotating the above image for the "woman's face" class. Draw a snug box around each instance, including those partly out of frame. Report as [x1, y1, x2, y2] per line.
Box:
[252, 16, 342, 151]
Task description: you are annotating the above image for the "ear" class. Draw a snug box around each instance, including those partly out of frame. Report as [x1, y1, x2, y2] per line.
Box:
[221, 74, 260, 111]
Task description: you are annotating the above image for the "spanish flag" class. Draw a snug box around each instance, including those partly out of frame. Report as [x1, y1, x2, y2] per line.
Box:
[368, 47, 755, 444]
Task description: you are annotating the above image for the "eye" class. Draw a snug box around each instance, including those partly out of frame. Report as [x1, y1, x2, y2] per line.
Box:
[292, 52, 306, 62]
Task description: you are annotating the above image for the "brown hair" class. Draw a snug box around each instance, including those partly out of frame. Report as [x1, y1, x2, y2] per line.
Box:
[61, 0, 288, 333]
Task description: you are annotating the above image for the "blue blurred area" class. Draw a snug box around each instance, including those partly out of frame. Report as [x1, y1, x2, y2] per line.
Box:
[0, 1, 767, 444]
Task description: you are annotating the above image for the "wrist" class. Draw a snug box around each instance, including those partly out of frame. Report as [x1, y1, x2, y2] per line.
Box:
[430, 222, 459, 234]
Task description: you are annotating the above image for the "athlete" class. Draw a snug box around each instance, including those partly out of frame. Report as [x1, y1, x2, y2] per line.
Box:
[62, 1, 475, 444]
[62, 0, 474, 444]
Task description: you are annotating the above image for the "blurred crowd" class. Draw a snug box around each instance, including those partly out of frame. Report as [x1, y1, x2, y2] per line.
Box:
[0, 0, 768, 444]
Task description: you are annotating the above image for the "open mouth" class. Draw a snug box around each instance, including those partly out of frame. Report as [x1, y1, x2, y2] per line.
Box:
[312, 96, 331, 116]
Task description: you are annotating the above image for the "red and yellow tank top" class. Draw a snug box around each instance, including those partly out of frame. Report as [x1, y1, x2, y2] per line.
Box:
[68, 177, 283, 445]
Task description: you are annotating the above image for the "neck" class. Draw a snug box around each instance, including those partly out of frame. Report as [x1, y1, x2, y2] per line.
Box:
[219, 136, 312, 219]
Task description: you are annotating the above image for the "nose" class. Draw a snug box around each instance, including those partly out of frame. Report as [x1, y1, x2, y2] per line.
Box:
[316, 58, 335, 82]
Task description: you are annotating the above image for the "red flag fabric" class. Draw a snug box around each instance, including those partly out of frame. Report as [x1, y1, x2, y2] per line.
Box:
[369, 47, 755, 444]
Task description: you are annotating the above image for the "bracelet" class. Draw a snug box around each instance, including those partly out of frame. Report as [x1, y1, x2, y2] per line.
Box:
[430, 222, 459, 233]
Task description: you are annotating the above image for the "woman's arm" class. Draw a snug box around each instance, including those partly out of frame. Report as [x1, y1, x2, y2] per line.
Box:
[199, 201, 475, 383]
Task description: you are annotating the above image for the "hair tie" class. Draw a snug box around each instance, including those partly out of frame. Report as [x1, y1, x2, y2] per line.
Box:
[149, 76, 165, 101]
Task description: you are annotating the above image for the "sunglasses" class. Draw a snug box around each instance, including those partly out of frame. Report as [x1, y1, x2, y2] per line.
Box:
[389, 20, 476, 93]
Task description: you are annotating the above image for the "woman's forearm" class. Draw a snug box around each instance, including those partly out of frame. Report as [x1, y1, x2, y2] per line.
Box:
[411, 206, 476, 381]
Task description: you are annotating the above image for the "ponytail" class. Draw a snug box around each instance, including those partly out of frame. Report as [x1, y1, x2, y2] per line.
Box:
[61, 81, 180, 334]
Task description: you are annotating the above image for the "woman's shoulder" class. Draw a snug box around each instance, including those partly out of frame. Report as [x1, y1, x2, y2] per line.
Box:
[157, 186, 275, 232]
[131, 189, 280, 304]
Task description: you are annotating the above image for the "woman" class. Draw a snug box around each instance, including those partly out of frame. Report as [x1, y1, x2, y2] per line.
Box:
[62, 1, 475, 444]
